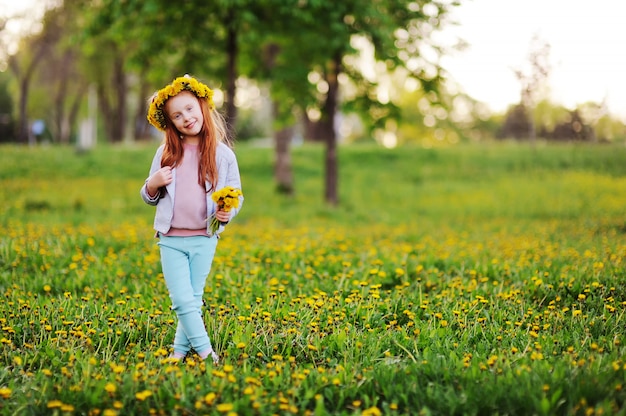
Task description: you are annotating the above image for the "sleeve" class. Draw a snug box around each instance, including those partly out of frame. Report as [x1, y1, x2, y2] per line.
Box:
[226, 154, 244, 221]
[140, 145, 164, 206]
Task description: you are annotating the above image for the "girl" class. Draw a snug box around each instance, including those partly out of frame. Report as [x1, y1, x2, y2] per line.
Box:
[140, 75, 243, 364]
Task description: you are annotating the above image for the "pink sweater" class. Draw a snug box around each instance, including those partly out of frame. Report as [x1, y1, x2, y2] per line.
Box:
[163, 143, 208, 237]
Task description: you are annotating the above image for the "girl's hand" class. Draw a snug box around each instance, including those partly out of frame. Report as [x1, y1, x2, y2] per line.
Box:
[215, 209, 230, 223]
[146, 167, 173, 196]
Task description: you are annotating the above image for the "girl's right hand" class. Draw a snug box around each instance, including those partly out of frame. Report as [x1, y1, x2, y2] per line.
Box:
[147, 166, 173, 195]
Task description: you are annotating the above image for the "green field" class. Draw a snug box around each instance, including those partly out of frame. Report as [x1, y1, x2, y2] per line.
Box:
[1, 142, 625, 415]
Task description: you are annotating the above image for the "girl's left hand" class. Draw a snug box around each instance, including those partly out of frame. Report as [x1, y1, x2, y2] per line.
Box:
[215, 209, 230, 223]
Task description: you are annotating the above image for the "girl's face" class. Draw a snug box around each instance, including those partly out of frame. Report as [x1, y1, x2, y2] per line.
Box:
[165, 91, 204, 139]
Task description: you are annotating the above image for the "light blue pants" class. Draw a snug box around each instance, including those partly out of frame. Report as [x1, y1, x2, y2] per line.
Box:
[157, 234, 218, 356]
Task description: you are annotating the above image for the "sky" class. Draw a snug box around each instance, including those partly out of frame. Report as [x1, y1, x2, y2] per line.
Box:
[440, 0, 626, 121]
[2, 0, 626, 121]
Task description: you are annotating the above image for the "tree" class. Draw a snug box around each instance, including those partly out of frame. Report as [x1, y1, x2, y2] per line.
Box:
[30, 3, 89, 144]
[513, 34, 551, 144]
[8, 29, 55, 144]
[265, 0, 459, 205]
[0, 71, 15, 142]
[85, 0, 262, 138]
[1, 1, 60, 144]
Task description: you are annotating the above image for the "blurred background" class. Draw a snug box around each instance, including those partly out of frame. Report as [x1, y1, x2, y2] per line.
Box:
[1, 0, 624, 151]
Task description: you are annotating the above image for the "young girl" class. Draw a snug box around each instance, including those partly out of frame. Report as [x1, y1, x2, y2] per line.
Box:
[140, 75, 243, 364]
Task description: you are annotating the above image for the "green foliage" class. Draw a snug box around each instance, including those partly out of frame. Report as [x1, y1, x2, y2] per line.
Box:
[0, 142, 625, 415]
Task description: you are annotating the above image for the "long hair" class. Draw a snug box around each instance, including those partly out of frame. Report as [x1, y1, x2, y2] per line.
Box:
[160, 96, 231, 192]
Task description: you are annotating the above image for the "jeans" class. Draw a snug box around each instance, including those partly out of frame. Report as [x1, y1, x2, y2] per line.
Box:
[157, 234, 218, 355]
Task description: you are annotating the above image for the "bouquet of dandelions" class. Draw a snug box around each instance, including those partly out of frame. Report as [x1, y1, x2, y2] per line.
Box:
[208, 186, 243, 235]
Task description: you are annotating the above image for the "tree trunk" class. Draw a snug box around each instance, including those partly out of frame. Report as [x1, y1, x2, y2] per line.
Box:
[10, 44, 48, 144]
[53, 51, 71, 144]
[320, 54, 341, 206]
[274, 122, 294, 195]
[111, 55, 126, 143]
[134, 76, 151, 140]
[97, 53, 126, 143]
[264, 43, 295, 196]
[225, 9, 238, 136]
[18, 78, 30, 145]
[67, 83, 87, 144]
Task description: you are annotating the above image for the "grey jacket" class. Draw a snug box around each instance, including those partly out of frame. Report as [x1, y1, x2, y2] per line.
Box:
[140, 142, 243, 236]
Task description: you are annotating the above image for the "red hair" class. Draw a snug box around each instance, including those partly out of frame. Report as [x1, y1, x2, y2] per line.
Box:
[160, 96, 229, 192]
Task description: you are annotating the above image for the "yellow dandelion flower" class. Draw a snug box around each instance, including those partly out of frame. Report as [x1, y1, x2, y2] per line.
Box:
[110, 364, 125, 374]
[135, 390, 152, 401]
[208, 187, 243, 235]
[47, 400, 63, 409]
[362, 406, 382, 416]
[216, 403, 234, 413]
[204, 392, 217, 405]
[0, 387, 11, 399]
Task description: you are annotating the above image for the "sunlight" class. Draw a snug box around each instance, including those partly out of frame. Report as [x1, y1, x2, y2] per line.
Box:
[441, 0, 626, 121]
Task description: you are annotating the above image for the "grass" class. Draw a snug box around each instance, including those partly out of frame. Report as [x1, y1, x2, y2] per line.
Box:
[0, 141, 625, 415]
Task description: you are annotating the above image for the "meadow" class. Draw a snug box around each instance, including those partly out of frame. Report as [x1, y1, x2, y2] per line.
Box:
[0, 141, 625, 415]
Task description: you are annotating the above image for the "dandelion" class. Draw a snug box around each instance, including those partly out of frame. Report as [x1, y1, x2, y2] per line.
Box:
[216, 403, 234, 413]
[135, 390, 152, 401]
[47, 400, 63, 409]
[0, 387, 11, 399]
[362, 406, 382, 416]
[110, 364, 125, 374]
[209, 186, 243, 235]
[204, 392, 217, 405]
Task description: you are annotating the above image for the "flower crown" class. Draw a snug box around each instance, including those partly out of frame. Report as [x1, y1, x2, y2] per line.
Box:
[147, 75, 214, 131]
